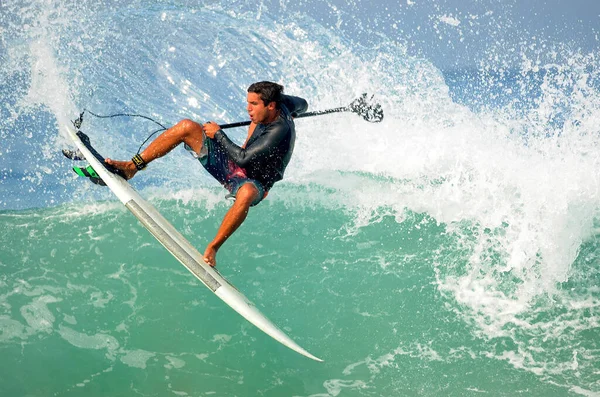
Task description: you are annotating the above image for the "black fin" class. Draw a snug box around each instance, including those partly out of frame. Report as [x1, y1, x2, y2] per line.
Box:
[89, 177, 107, 186]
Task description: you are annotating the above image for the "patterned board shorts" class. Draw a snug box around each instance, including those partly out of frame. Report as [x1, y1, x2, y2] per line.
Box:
[185, 136, 266, 207]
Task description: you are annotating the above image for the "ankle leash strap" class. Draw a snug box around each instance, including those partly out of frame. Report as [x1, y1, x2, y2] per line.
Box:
[132, 154, 147, 170]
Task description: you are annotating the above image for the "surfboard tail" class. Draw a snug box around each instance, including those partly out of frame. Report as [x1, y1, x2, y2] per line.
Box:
[216, 286, 324, 362]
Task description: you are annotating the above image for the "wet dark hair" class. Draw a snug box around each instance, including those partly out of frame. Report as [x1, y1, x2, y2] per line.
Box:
[247, 81, 284, 108]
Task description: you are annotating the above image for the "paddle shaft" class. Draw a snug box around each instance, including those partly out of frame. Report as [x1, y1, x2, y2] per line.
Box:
[220, 106, 349, 130]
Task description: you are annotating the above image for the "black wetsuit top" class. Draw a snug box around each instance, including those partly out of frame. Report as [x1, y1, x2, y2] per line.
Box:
[213, 95, 308, 191]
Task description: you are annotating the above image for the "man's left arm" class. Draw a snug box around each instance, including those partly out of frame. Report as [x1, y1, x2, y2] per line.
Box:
[204, 122, 288, 168]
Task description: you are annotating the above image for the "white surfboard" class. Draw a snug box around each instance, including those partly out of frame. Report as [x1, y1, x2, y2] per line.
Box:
[64, 124, 322, 362]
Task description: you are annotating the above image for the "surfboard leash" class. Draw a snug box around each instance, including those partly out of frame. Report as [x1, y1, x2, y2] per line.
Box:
[74, 109, 168, 154]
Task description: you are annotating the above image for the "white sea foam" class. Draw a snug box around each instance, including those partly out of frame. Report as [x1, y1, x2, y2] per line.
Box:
[20, 295, 60, 333]
[58, 325, 120, 359]
[120, 349, 156, 369]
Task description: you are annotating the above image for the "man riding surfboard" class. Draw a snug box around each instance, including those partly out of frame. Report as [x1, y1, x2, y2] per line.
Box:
[106, 81, 308, 267]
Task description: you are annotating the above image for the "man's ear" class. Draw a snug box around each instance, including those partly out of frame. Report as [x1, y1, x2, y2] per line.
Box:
[267, 101, 277, 111]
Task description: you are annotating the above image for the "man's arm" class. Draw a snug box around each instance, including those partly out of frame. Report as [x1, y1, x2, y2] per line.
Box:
[203, 95, 307, 166]
[282, 95, 308, 116]
[213, 123, 288, 168]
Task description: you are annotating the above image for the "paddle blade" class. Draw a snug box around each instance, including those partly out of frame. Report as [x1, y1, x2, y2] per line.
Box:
[349, 93, 384, 123]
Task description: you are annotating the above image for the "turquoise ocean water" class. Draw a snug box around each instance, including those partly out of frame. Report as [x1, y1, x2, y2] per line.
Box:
[1, 1, 599, 396]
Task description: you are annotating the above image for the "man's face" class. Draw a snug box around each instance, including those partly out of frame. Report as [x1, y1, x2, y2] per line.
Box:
[247, 92, 275, 124]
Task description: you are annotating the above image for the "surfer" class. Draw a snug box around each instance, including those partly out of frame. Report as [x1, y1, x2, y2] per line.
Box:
[106, 81, 307, 267]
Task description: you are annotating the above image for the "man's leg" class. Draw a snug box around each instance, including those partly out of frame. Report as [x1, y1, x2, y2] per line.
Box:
[203, 183, 260, 267]
[106, 119, 205, 179]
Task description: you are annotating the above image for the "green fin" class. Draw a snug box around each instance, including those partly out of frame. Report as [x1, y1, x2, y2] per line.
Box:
[73, 165, 100, 178]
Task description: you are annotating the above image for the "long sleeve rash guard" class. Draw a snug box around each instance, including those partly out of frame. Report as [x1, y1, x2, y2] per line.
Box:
[213, 95, 308, 191]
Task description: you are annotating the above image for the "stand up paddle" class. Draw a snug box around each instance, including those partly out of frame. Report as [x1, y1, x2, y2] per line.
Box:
[219, 93, 383, 129]
[64, 93, 383, 164]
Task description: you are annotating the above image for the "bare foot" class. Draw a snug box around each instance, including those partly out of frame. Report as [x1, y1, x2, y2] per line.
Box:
[105, 158, 138, 180]
[203, 244, 218, 267]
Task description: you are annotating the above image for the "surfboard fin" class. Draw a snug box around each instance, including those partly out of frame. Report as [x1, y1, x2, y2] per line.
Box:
[63, 130, 127, 186]
[62, 149, 86, 161]
[72, 165, 107, 186]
